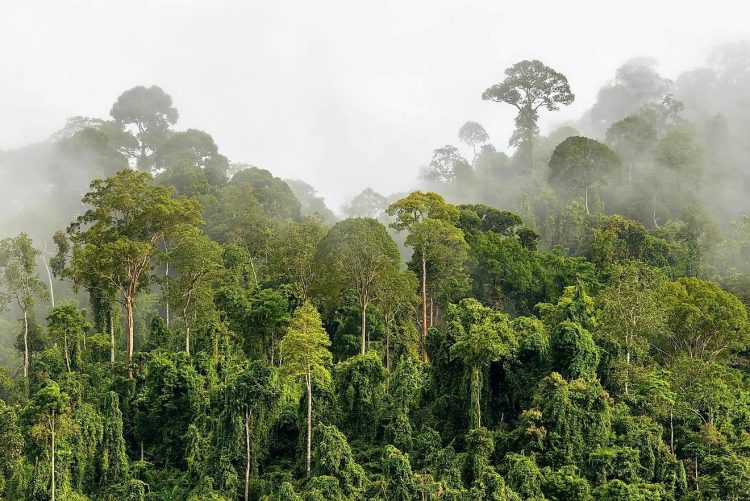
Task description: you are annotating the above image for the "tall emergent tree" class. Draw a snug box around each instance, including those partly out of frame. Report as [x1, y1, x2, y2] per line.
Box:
[280, 302, 332, 478]
[548, 136, 621, 214]
[316, 218, 401, 355]
[388, 192, 468, 361]
[67, 169, 201, 374]
[110, 85, 178, 172]
[482, 60, 574, 176]
[458, 121, 489, 164]
[0, 233, 48, 377]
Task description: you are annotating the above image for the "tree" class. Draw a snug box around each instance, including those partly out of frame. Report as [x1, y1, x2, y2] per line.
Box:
[47, 304, 90, 373]
[596, 262, 666, 394]
[316, 218, 400, 355]
[660, 277, 749, 360]
[344, 188, 388, 220]
[165, 226, 225, 354]
[388, 192, 465, 361]
[375, 270, 418, 371]
[67, 169, 201, 374]
[0, 233, 49, 377]
[605, 115, 657, 184]
[28, 381, 72, 501]
[230, 167, 301, 220]
[424, 145, 471, 183]
[280, 302, 332, 478]
[548, 136, 621, 214]
[458, 121, 489, 164]
[483, 60, 575, 175]
[153, 128, 229, 187]
[110, 85, 178, 171]
[225, 361, 280, 501]
[448, 299, 515, 428]
[267, 216, 326, 303]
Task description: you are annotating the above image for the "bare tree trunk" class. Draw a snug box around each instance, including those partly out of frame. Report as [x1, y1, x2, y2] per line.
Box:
[360, 303, 367, 355]
[421, 251, 428, 363]
[474, 366, 481, 429]
[64, 334, 71, 372]
[584, 186, 590, 215]
[184, 305, 190, 355]
[126, 296, 134, 378]
[165, 259, 170, 328]
[109, 311, 115, 364]
[306, 372, 313, 479]
[51, 409, 56, 501]
[429, 298, 434, 328]
[23, 309, 29, 378]
[385, 315, 391, 372]
[42, 256, 55, 308]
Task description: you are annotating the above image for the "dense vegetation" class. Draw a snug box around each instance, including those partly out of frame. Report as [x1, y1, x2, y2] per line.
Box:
[3, 50, 750, 499]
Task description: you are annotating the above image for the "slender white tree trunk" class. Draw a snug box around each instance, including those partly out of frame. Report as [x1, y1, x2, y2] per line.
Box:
[110, 311, 115, 364]
[360, 303, 367, 355]
[23, 309, 29, 378]
[421, 251, 428, 363]
[42, 256, 54, 308]
[306, 372, 313, 479]
[126, 296, 134, 378]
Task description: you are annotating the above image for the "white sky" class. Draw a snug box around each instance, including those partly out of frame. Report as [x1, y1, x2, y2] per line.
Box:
[1, 0, 748, 210]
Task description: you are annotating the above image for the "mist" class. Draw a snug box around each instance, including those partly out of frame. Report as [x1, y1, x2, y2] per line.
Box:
[2, 0, 749, 212]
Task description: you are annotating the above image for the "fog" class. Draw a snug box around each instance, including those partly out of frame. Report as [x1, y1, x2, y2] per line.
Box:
[2, 0, 748, 212]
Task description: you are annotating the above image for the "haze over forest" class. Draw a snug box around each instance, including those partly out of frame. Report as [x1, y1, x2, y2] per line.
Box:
[4, 2, 750, 500]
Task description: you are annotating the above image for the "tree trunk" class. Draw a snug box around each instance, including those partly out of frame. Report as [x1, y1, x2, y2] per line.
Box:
[42, 256, 55, 308]
[624, 348, 630, 394]
[584, 185, 590, 215]
[360, 303, 367, 355]
[125, 295, 134, 378]
[184, 305, 190, 355]
[165, 259, 170, 328]
[472, 366, 481, 429]
[64, 334, 71, 372]
[51, 409, 56, 501]
[23, 308, 29, 378]
[421, 250, 428, 363]
[109, 311, 115, 364]
[385, 315, 391, 372]
[245, 405, 252, 501]
[429, 298, 434, 328]
[306, 372, 313, 479]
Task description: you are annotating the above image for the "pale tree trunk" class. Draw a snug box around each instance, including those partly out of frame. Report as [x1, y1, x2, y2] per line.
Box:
[306, 371, 313, 479]
[184, 303, 190, 355]
[42, 256, 55, 308]
[421, 250, 428, 363]
[429, 298, 434, 328]
[125, 296, 134, 378]
[50, 410, 56, 501]
[385, 315, 391, 372]
[64, 334, 71, 372]
[584, 186, 590, 215]
[23, 309, 29, 378]
[360, 303, 367, 355]
[473, 366, 481, 429]
[109, 311, 115, 364]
